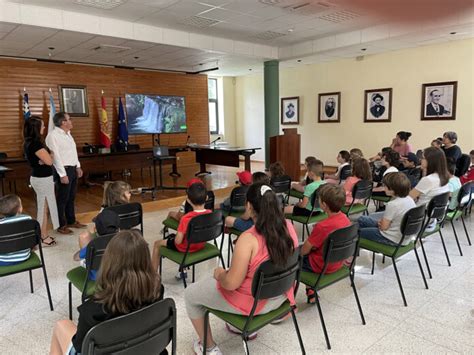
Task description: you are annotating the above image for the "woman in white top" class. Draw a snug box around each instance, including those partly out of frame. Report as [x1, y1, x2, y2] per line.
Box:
[372, 150, 401, 208]
[325, 150, 351, 184]
[409, 147, 450, 207]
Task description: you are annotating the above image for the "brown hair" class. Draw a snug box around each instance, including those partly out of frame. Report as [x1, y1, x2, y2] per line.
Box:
[304, 156, 317, 166]
[350, 148, 364, 161]
[252, 171, 271, 185]
[382, 150, 401, 167]
[338, 150, 351, 163]
[318, 184, 346, 212]
[308, 159, 324, 178]
[383, 172, 411, 197]
[269, 161, 286, 178]
[0, 194, 22, 218]
[423, 147, 449, 186]
[351, 158, 372, 181]
[95, 230, 161, 315]
[103, 181, 131, 208]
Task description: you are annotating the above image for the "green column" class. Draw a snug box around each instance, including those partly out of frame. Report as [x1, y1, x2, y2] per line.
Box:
[264, 60, 279, 167]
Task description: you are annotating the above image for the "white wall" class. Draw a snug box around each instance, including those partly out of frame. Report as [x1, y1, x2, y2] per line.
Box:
[228, 38, 474, 165]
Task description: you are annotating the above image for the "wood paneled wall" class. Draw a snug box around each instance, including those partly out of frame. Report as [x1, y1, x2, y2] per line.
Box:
[0, 58, 209, 166]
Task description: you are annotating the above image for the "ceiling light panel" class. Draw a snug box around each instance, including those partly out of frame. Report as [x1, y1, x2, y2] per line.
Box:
[181, 16, 221, 28]
[251, 31, 287, 40]
[318, 10, 361, 23]
[74, 0, 128, 10]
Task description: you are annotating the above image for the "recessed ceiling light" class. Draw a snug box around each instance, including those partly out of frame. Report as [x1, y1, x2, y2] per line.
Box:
[134, 56, 139, 60]
[288, 28, 294, 32]
[249, 68, 252, 71]
[450, 31, 457, 35]
[361, 48, 367, 51]
[74, 0, 126, 10]
[48, 47, 55, 51]
[297, 59, 302, 62]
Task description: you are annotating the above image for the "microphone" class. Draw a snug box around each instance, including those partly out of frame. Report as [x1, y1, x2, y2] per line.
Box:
[186, 135, 191, 145]
[210, 137, 221, 146]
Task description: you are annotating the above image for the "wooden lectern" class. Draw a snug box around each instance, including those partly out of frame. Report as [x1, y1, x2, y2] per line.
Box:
[269, 128, 301, 181]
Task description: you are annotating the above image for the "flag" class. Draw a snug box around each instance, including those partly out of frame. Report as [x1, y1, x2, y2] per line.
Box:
[117, 97, 128, 149]
[99, 95, 111, 148]
[23, 91, 31, 120]
[48, 92, 56, 132]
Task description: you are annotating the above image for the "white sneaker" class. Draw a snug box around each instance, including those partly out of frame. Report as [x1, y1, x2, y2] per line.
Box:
[193, 339, 222, 355]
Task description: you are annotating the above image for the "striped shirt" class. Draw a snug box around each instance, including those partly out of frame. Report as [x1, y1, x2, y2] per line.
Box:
[0, 214, 32, 264]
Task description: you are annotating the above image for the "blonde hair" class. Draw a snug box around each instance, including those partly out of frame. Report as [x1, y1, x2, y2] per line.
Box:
[103, 181, 131, 208]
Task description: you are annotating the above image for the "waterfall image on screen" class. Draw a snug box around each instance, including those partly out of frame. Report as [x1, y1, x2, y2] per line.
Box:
[125, 94, 187, 134]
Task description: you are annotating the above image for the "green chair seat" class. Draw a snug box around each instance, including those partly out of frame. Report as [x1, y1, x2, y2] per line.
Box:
[205, 300, 291, 334]
[222, 210, 244, 218]
[341, 204, 368, 215]
[371, 195, 391, 203]
[228, 227, 243, 236]
[160, 243, 220, 266]
[359, 238, 414, 258]
[67, 266, 96, 297]
[445, 210, 462, 221]
[422, 224, 441, 238]
[300, 265, 350, 290]
[289, 189, 304, 200]
[0, 252, 41, 276]
[162, 218, 179, 231]
[285, 213, 328, 225]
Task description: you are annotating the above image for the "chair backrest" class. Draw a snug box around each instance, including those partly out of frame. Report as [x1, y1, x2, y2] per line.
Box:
[457, 181, 473, 209]
[455, 154, 470, 177]
[86, 233, 116, 271]
[400, 204, 426, 238]
[271, 175, 291, 194]
[184, 191, 215, 214]
[229, 185, 248, 212]
[251, 249, 300, 300]
[426, 192, 450, 221]
[105, 203, 143, 232]
[81, 298, 176, 355]
[309, 188, 321, 212]
[339, 165, 352, 182]
[353, 180, 373, 201]
[186, 210, 224, 244]
[322, 223, 359, 264]
[0, 219, 40, 254]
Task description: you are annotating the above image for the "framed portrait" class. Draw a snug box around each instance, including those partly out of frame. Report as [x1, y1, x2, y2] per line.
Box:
[421, 81, 457, 120]
[58, 85, 89, 117]
[364, 88, 392, 122]
[318, 92, 341, 123]
[281, 97, 299, 125]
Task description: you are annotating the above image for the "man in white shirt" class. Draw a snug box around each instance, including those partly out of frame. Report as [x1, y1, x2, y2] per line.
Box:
[46, 112, 86, 234]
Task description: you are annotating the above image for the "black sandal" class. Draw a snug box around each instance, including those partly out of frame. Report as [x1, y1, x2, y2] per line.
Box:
[41, 236, 57, 247]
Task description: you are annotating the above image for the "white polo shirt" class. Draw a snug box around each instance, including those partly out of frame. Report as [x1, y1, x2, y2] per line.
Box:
[45, 127, 80, 177]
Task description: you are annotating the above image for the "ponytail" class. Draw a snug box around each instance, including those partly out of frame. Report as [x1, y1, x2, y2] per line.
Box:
[246, 183, 294, 266]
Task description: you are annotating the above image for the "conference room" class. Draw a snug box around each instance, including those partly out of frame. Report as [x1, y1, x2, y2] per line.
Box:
[0, 0, 473, 354]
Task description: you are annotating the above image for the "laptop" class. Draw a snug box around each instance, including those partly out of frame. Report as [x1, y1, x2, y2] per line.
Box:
[153, 146, 169, 157]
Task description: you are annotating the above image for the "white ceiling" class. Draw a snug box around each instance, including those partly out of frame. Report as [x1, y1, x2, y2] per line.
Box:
[0, 0, 473, 76]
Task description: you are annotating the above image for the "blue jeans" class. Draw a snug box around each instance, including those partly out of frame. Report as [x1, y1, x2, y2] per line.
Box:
[358, 214, 398, 246]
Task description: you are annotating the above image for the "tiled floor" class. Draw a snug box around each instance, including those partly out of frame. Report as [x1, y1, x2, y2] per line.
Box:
[0, 200, 472, 354]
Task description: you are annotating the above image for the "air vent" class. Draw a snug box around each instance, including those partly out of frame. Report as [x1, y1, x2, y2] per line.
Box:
[92, 44, 131, 54]
[259, 0, 335, 15]
[74, 0, 127, 10]
[251, 31, 287, 41]
[181, 16, 221, 28]
[318, 10, 361, 23]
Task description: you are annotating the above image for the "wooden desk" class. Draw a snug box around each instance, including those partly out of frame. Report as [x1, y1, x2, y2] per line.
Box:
[188, 145, 261, 175]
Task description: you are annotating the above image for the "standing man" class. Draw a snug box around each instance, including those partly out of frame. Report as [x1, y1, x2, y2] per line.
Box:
[46, 112, 86, 234]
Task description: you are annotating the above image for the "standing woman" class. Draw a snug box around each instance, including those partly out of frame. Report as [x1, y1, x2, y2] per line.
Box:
[23, 116, 59, 246]
[390, 131, 413, 157]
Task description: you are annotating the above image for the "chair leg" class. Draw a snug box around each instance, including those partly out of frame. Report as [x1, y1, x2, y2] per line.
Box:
[42, 265, 54, 311]
[159, 257, 163, 277]
[182, 269, 187, 288]
[203, 311, 209, 355]
[68, 282, 73, 320]
[438, 230, 451, 266]
[419, 239, 432, 279]
[301, 224, 306, 242]
[371, 252, 375, 275]
[290, 307, 306, 355]
[227, 234, 232, 268]
[350, 274, 366, 325]
[461, 216, 471, 246]
[314, 291, 331, 350]
[450, 220, 463, 256]
[382, 255, 385, 264]
[28, 270, 33, 293]
[242, 338, 250, 355]
[305, 224, 310, 240]
[192, 265, 195, 283]
[413, 247, 429, 290]
[391, 258, 407, 307]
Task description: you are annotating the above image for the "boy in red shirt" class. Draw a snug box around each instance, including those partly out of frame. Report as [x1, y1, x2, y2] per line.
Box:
[460, 150, 474, 184]
[152, 183, 211, 278]
[300, 184, 350, 304]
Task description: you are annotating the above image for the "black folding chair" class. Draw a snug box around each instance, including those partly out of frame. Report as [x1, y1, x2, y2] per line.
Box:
[203, 250, 305, 355]
[82, 298, 177, 355]
[67, 233, 116, 320]
[105, 202, 143, 233]
[359, 204, 428, 306]
[418, 192, 450, 279]
[160, 210, 225, 288]
[339, 165, 352, 183]
[223, 185, 248, 217]
[0, 219, 53, 310]
[271, 175, 292, 204]
[300, 223, 365, 349]
[341, 180, 373, 216]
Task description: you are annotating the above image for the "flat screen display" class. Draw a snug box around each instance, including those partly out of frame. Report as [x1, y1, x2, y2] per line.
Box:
[125, 93, 187, 134]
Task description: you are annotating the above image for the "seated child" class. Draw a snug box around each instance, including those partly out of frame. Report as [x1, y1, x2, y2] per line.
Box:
[358, 172, 416, 246]
[431, 138, 443, 149]
[285, 160, 325, 216]
[152, 183, 211, 278]
[350, 148, 364, 161]
[268, 161, 286, 180]
[343, 158, 372, 205]
[168, 178, 203, 222]
[221, 170, 252, 212]
[460, 149, 474, 184]
[102, 181, 131, 209]
[447, 158, 462, 211]
[370, 147, 391, 184]
[291, 156, 317, 193]
[252, 171, 271, 185]
[400, 153, 421, 188]
[74, 209, 120, 281]
[0, 195, 34, 266]
[372, 150, 401, 206]
[300, 184, 350, 303]
[325, 150, 351, 184]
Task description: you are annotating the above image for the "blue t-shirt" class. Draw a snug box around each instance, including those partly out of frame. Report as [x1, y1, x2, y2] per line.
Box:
[0, 214, 32, 266]
[79, 246, 97, 281]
